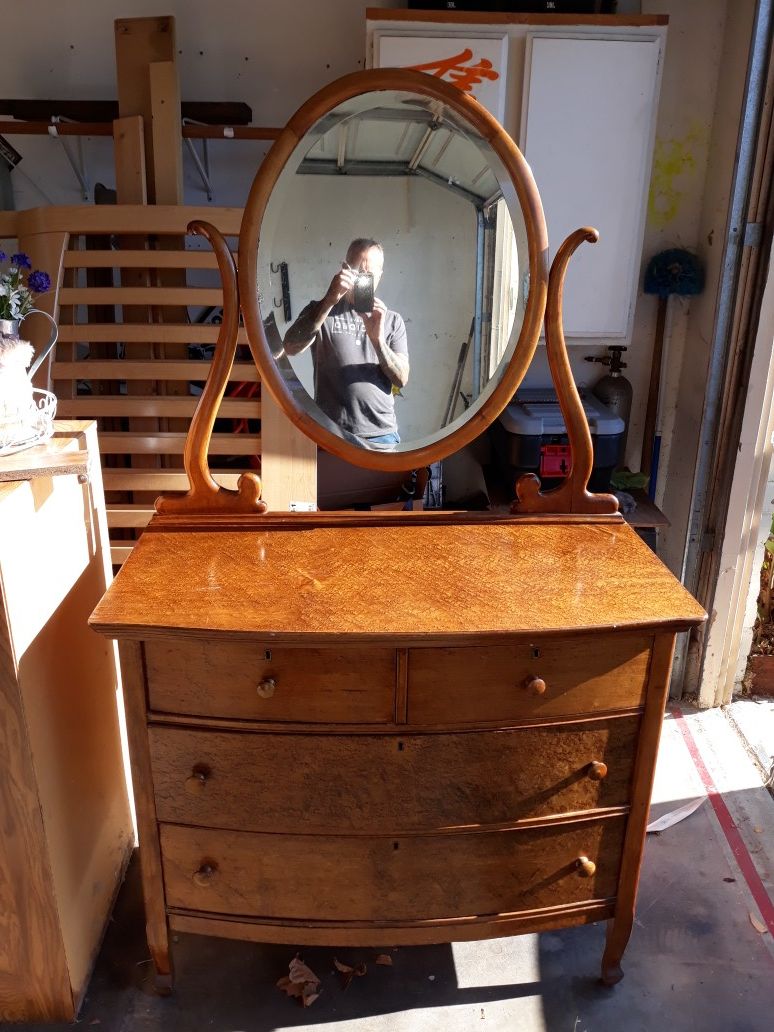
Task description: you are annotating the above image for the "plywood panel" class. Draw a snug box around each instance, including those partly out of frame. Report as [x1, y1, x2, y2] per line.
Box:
[0, 422, 133, 1020]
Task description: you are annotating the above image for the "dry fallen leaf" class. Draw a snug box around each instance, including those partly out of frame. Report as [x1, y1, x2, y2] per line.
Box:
[749, 912, 768, 934]
[302, 986, 320, 1008]
[289, 956, 321, 985]
[334, 957, 367, 990]
[646, 797, 705, 834]
[276, 976, 303, 999]
[376, 954, 393, 966]
[277, 955, 321, 1007]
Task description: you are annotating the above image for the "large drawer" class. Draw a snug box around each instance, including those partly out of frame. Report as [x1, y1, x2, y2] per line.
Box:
[145, 640, 396, 723]
[160, 816, 626, 922]
[149, 716, 638, 833]
[408, 634, 652, 724]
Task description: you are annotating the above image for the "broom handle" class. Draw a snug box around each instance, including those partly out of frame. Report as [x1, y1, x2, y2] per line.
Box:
[641, 295, 668, 477]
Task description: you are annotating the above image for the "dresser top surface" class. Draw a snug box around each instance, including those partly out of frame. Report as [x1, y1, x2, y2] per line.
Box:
[91, 513, 705, 643]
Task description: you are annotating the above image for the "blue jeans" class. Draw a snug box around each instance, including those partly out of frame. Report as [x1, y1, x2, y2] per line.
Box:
[364, 431, 400, 448]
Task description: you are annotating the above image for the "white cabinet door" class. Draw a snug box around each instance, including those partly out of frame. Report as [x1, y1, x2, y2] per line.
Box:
[522, 35, 662, 338]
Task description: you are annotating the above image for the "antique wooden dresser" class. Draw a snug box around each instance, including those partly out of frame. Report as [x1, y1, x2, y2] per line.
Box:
[91, 512, 704, 992]
[90, 68, 706, 992]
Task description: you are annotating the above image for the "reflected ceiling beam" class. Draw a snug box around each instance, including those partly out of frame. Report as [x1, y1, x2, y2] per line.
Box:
[407, 126, 435, 170]
[412, 165, 489, 208]
[313, 107, 438, 135]
[482, 187, 503, 212]
[336, 124, 348, 171]
[427, 129, 454, 169]
[297, 158, 486, 207]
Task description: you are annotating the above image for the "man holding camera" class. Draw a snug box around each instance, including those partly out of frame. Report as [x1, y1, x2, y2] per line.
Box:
[283, 238, 409, 448]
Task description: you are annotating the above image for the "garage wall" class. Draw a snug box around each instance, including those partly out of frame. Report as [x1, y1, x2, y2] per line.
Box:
[0, 0, 752, 579]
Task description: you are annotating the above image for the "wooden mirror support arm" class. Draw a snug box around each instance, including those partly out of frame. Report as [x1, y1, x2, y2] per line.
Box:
[512, 228, 619, 516]
[156, 221, 267, 517]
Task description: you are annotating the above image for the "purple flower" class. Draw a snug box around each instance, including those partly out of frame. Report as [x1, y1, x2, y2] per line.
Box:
[0, 251, 6, 263]
[11, 253, 31, 269]
[27, 270, 51, 294]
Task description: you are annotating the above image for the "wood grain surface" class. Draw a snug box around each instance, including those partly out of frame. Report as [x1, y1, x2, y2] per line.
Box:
[145, 641, 396, 722]
[0, 621, 71, 1022]
[168, 898, 616, 948]
[513, 229, 618, 515]
[117, 641, 172, 990]
[0, 421, 132, 1020]
[408, 634, 651, 724]
[602, 633, 676, 986]
[90, 517, 706, 642]
[160, 815, 626, 922]
[365, 8, 668, 26]
[148, 716, 638, 833]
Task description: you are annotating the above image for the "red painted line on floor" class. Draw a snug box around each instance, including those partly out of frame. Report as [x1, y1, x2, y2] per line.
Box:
[670, 705, 774, 938]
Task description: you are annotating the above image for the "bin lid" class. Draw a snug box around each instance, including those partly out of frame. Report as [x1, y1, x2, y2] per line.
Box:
[498, 388, 625, 437]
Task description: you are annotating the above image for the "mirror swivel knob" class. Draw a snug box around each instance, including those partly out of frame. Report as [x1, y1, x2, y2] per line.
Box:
[185, 765, 210, 795]
[257, 677, 277, 699]
[576, 856, 596, 878]
[524, 676, 546, 695]
[587, 760, 608, 781]
[193, 862, 217, 887]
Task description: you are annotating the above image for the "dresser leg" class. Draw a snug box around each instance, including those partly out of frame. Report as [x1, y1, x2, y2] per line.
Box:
[600, 914, 631, 986]
[153, 971, 174, 996]
[150, 938, 174, 996]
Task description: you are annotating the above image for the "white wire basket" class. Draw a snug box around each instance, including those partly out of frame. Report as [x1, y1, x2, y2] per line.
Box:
[0, 388, 57, 457]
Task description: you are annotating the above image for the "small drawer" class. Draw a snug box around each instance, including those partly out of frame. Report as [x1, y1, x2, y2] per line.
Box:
[408, 634, 652, 724]
[149, 716, 638, 834]
[145, 640, 396, 723]
[160, 815, 626, 923]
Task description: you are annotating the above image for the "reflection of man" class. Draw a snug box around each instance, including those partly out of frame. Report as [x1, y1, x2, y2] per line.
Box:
[283, 238, 409, 447]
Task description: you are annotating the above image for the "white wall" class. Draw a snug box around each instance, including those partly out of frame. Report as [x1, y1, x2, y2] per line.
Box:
[261, 174, 477, 442]
[0, 0, 397, 210]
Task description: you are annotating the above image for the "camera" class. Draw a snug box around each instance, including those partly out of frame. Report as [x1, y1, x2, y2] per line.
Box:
[353, 271, 374, 314]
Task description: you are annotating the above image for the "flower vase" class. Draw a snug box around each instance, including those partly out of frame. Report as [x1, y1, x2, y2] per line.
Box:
[0, 313, 59, 455]
[0, 320, 35, 425]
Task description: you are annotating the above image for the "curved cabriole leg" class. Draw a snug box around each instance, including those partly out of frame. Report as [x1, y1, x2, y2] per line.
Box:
[512, 228, 618, 516]
[600, 911, 633, 987]
[155, 220, 267, 516]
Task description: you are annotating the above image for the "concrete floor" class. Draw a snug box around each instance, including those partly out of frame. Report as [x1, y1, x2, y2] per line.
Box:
[6, 706, 774, 1032]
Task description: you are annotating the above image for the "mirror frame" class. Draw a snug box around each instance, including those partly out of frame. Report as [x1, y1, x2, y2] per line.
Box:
[238, 68, 549, 473]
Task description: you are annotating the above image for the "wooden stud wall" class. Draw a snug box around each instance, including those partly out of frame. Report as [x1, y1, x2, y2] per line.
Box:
[0, 206, 266, 565]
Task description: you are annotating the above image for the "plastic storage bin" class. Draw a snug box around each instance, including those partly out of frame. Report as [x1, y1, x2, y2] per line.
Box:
[491, 388, 625, 495]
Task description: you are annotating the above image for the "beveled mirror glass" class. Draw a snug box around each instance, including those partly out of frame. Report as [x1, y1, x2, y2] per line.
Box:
[240, 70, 549, 472]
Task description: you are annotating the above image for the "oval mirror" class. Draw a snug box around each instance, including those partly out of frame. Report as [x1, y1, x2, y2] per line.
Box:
[239, 69, 548, 472]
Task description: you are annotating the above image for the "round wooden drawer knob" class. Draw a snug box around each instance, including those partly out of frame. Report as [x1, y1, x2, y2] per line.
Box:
[185, 766, 210, 794]
[193, 862, 217, 888]
[587, 760, 608, 781]
[524, 676, 547, 696]
[256, 676, 276, 699]
[576, 856, 597, 878]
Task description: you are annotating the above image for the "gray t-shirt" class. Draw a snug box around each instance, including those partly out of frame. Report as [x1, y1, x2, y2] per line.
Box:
[301, 299, 408, 438]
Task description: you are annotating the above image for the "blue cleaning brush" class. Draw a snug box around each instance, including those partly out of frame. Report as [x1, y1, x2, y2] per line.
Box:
[641, 249, 705, 498]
